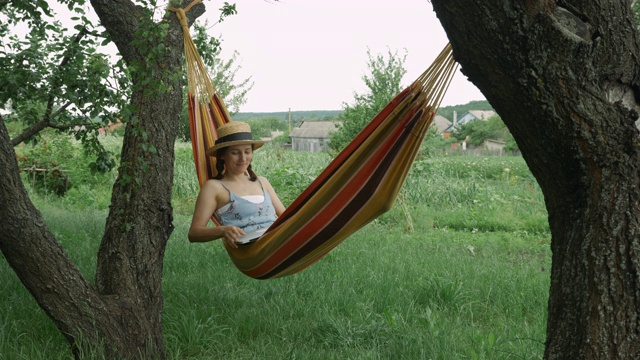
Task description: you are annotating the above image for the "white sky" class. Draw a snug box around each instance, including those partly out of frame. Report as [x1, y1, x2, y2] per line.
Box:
[11, 0, 485, 113]
[200, 0, 485, 112]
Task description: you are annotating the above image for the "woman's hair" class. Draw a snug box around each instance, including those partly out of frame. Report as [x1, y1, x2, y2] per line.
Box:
[213, 146, 258, 181]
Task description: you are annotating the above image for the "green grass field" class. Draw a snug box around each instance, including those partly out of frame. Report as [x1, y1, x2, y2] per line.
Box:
[1, 139, 550, 359]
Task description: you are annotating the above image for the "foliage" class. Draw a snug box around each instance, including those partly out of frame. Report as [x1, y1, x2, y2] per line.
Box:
[633, 1, 640, 29]
[271, 129, 291, 145]
[330, 48, 407, 151]
[13, 132, 118, 199]
[0, 0, 83, 25]
[15, 136, 77, 197]
[246, 117, 288, 139]
[178, 22, 253, 140]
[421, 126, 457, 156]
[453, 115, 518, 151]
[16, 146, 73, 197]
[0, 1, 128, 173]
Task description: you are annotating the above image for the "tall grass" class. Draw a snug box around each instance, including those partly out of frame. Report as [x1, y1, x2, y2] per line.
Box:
[162, 214, 549, 359]
[2, 138, 550, 359]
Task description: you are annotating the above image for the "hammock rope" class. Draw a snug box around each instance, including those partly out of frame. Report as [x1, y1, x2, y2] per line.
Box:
[172, 3, 457, 279]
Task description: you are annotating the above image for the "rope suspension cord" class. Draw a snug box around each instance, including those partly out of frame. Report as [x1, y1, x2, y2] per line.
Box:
[170, 0, 232, 184]
[172, 3, 458, 279]
[170, 0, 218, 105]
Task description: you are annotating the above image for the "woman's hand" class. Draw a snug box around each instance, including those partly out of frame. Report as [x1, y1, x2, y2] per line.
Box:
[219, 226, 246, 248]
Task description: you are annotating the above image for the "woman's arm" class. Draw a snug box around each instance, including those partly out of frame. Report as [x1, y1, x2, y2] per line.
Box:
[260, 176, 286, 217]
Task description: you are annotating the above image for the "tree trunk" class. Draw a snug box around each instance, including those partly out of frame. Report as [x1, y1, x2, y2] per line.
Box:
[0, 1, 204, 358]
[431, 1, 640, 358]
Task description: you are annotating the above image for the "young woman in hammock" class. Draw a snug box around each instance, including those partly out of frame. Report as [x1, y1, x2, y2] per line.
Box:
[188, 122, 286, 248]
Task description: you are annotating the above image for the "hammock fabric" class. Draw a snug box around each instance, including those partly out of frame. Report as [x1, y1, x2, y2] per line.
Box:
[173, 4, 457, 279]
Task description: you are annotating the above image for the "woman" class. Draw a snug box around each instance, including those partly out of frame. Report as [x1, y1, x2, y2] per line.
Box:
[188, 122, 285, 248]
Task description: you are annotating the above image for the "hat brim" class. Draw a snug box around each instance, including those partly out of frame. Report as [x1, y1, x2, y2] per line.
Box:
[206, 140, 265, 156]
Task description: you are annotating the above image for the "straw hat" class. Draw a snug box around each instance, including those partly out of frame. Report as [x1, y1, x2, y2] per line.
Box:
[206, 122, 265, 156]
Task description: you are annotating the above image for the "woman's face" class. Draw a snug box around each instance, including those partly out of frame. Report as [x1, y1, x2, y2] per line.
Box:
[221, 144, 253, 174]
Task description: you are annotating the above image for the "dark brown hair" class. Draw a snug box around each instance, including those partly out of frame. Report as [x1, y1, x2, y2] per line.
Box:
[213, 146, 258, 181]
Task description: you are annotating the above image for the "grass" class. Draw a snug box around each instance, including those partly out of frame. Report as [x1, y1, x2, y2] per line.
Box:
[161, 215, 549, 359]
[1, 138, 550, 359]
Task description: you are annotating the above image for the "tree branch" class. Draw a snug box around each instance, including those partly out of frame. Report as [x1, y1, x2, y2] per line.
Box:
[9, 28, 90, 147]
[9, 96, 101, 146]
[9, 24, 88, 146]
[10, 120, 49, 146]
[43, 26, 88, 120]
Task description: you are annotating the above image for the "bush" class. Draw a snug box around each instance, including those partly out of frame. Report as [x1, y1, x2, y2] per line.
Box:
[14, 133, 119, 201]
[16, 141, 73, 196]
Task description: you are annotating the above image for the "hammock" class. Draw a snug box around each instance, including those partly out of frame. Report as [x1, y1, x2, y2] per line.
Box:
[172, 5, 457, 279]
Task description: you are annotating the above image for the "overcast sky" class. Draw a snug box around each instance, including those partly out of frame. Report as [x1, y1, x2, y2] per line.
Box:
[200, 0, 485, 112]
[15, 1, 486, 113]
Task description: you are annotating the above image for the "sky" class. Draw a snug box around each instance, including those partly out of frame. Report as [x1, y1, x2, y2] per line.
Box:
[199, 0, 485, 112]
[8, 0, 485, 113]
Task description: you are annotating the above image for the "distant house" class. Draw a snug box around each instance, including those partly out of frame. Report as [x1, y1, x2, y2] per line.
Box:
[455, 110, 496, 126]
[431, 114, 452, 134]
[443, 110, 497, 139]
[290, 120, 340, 152]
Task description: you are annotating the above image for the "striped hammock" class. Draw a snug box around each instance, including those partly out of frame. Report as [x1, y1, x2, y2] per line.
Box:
[174, 6, 457, 279]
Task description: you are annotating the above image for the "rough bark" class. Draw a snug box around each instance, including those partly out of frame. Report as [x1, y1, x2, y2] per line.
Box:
[1, 106, 143, 359]
[0, 1, 204, 358]
[431, 1, 640, 358]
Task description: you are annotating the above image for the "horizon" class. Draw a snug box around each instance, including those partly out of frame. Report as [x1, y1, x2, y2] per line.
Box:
[234, 99, 492, 115]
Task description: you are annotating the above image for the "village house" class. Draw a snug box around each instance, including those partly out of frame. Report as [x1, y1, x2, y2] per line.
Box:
[442, 110, 497, 140]
[431, 114, 452, 134]
[454, 110, 496, 126]
[290, 120, 340, 152]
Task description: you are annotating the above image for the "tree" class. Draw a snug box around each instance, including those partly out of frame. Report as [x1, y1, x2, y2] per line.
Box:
[431, 1, 640, 358]
[0, 0, 129, 172]
[329, 48, 407, 150]
[246, 116, 288, 139]
[0, 0, 219, 358]
[453, 115, 518, 151]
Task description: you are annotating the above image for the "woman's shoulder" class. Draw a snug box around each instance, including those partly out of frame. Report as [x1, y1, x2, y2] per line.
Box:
[257, 176, 277, 191]
[257, 175, 273, 185]
[201, 179, 231, 203]
[202, 179, 225, 192]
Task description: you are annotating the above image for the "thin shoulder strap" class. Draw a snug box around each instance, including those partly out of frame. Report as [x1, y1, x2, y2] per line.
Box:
[217, 179, 230, 191]
[217, 180, 236, 199]
[255, 177, 272, 201]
